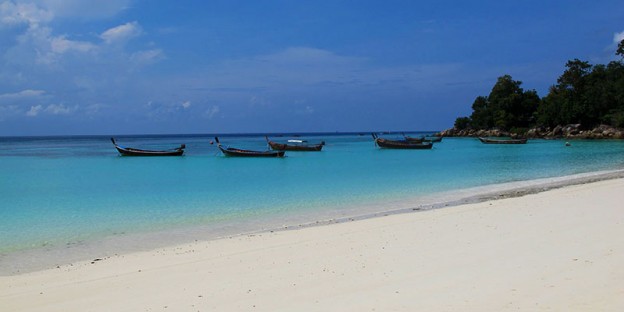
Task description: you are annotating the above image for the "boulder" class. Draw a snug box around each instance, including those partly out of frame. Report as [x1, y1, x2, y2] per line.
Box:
[552, 125, 563, 136]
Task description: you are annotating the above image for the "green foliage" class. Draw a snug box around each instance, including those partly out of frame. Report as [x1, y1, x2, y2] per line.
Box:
[466, 75, 539, 131]
[454, 117, 471, 130]
[458, 43, 624, 132]
[605, 110, 624, 128]
[538, 59, 624, 128]
[469, 96, 490, 129]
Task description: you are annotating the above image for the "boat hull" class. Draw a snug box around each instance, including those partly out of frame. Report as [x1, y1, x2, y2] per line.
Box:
[478, 137, 527, 144]
[215, 137, 285, 157]
[403, 136, 425, 143]
[111, 138, 185, 156]
[219, 146, 285, 157]
[114, 146, 185, 156]
[375, 139, 433, 149]
[267, 141, 324, 151]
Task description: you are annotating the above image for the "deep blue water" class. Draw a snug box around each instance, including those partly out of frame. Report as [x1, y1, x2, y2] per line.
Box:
[1, 133, 624, 254]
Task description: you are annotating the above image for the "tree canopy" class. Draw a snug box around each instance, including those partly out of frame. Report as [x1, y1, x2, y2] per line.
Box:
[455, 40, 624, 131]
[458, 75, 540, 132]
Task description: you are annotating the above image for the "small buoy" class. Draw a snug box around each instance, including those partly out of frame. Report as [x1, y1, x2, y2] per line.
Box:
[565, 142, 571, 146]
[209, 140, 214, 145]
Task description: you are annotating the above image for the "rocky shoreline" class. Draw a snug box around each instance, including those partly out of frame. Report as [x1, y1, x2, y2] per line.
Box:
[436, 124, 624, 139]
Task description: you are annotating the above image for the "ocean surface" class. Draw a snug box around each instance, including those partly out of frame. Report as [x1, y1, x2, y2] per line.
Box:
[2, 133, 624, 268]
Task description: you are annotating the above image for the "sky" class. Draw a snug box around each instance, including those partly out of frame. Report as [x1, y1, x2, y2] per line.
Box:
[1, 0, 623, 136]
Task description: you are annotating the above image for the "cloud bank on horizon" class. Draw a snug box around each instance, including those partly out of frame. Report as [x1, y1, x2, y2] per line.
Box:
[0, 0, 623, 135]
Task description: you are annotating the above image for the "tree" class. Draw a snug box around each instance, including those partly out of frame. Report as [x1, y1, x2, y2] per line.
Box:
[454, 117, 471, 130]
[489, 75, 524, 129]
[455, 42, 624, 132]
[538, 55, 624, 128]
[538, 59, 593, 127]
[487, 75, 538, 130]
[464, 75, 539, 131]
[557, 59, 592, 91]
[538, 86, 568, 127]
[469, 96, 491, 129]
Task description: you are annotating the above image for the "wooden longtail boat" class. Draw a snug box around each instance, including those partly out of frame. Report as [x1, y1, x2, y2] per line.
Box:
[372, 134, 433, 149]
[265, 136, 325, 151]
[402, 134, 425, 143]
[478, 137, 527, 144]
[111, 138, 185, 156]
[402, 134, 443, 143]
[215, 137, 285, 157]
[425, 136, 443, 143]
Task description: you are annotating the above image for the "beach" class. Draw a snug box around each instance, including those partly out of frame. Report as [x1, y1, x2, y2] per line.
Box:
[2, 178, 623, 311]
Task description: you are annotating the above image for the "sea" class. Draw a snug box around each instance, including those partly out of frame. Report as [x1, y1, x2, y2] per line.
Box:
[2, 132, 624, 273]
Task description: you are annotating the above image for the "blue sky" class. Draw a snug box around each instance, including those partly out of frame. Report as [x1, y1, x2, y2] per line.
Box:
[1, 0, 623, 136]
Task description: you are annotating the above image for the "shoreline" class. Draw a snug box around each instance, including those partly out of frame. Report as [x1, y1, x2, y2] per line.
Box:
[2, 175, 623, 310]
[283, 168, 624, 230]
[1, 168, 624, 276]
[437, 124, 624, 139]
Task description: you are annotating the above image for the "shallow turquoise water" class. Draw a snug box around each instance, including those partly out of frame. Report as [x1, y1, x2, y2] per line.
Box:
[1, 134, 624, 253]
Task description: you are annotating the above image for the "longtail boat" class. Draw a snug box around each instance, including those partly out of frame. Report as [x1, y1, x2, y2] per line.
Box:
[265, 136, 325, 151]
[372, 134, 433, 149]
[215, 137, 285, 157]
[425, 136, 443, 143]
[478, 137, 527, 144]
[402, 134, 443, 143]
[111, 138, 185, 156]
[402, 133, 425, 143]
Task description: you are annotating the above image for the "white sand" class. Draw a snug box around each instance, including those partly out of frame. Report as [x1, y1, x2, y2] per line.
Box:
[2, 178, 624, 311]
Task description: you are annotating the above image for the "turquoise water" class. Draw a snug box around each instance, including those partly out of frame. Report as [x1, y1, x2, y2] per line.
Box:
[1, 133, 624, 254]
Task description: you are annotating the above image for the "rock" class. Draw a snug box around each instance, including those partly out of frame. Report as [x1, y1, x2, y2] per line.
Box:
[437, 124, 624, 139]
[564, 124, 581, 135]
[552, 125, 563, 136]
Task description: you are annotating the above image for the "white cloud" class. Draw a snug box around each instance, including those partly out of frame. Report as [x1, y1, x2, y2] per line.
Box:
[0, 89, 47, 101]
[34, 30, 99, 65]
[26, 104, 43, 116]
[614, 31, 624, 44]
[130, 49, 164, 65]
[145, 100, 194, 120]
[2, 3, 96, 65]
[100, 21, 142, 44]
[0, 1, 53, 26]
[44, 103, 72, 114]
[257, 47, 366, 66]
[204, 105, 220, 119]
[51, 36, 96, 53]
[25, 103, 75, 116]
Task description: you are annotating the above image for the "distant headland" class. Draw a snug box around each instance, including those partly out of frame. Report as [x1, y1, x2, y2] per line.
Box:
[438, 39, 624, 139]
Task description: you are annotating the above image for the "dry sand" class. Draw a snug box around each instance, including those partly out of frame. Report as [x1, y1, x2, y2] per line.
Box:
[2, 178, 624, 311]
